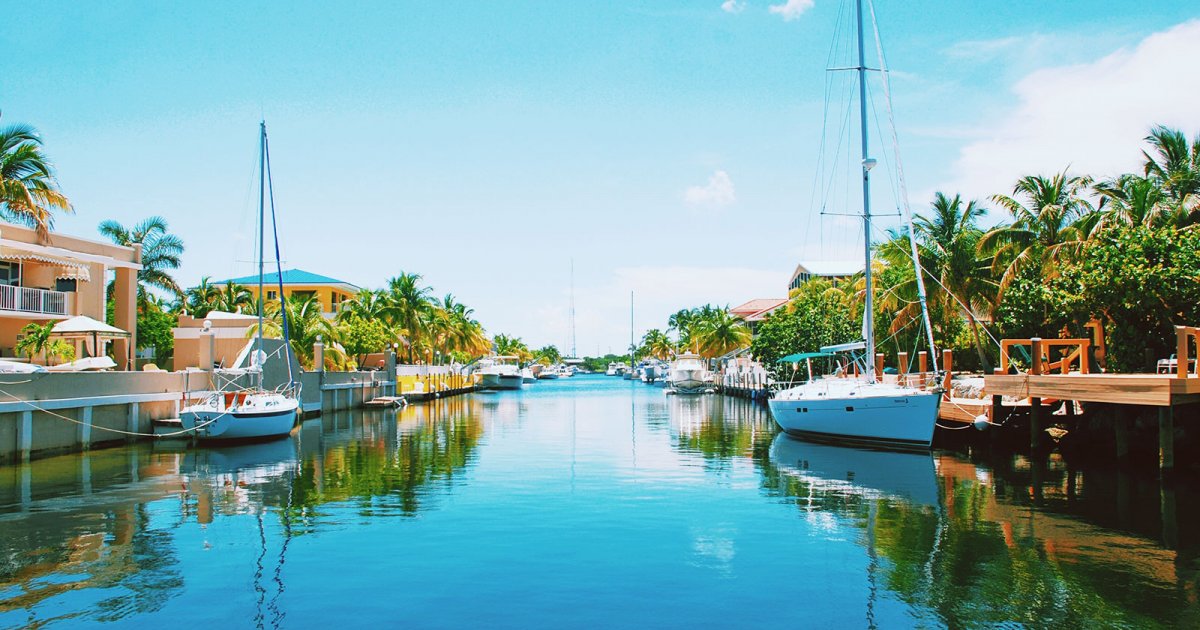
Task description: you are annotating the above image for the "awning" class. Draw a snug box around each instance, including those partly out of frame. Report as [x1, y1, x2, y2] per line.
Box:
[0, 250, 92, 282]
[778, 352, 834, 363]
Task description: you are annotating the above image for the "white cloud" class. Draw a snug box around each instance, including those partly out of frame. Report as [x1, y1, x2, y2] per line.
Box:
[721, 0, 746, 14]
[684, 170, 736, 207]
[768, 0, 814, 21]
[943, 20, 1200, 202]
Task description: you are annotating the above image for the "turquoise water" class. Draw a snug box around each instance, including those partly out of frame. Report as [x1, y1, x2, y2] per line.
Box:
[2, 375, 1199, 628]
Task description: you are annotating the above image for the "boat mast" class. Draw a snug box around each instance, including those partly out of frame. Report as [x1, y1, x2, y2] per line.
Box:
[629, 290, 634, 374]
[855, 0, 876, 382]
[257, 121, 266, 389]
[570, 258, 577, 359]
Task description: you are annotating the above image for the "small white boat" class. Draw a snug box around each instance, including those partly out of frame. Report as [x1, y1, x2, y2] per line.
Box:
[521, 367, 537, 383]
[0, 359, 48, 373]
[667, 353, 710, 393]
[180, 122, 301, 442]
[538, 364, 560, 380]
[181, 390, 300, 440]
[479, 356, 524, 390]
[605, 363, 620, 376]
[45, 356, 117, 372]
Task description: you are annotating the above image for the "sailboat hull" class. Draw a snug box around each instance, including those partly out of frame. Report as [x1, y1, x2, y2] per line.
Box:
[181, 399, 299, 441]
[768, 391, 940, 451]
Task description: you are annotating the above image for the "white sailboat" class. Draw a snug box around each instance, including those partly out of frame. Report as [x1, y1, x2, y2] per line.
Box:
[181, 122, 301, 441]
[767, 0, 941, 451]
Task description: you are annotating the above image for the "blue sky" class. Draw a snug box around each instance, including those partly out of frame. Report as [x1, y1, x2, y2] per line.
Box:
[2, 1, 1198, 354]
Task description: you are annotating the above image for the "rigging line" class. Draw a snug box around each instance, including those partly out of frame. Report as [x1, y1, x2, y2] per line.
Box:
[263, 130, 296, 385]
[867, 220, 1005, 351]
[865, 0, 939, 372]
[0, 386, 229, 437]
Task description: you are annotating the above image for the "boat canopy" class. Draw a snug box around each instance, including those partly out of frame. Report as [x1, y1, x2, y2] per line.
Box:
[818, 341, 867, 354]
[777, 352, 834, 363]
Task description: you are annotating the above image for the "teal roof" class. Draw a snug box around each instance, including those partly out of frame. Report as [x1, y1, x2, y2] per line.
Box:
[777, 352, 834, 363]
[214, 269, 359, 289]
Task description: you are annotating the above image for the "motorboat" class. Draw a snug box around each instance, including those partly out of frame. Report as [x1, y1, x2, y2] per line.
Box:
[538, 364, 560, 379]
[521, 366, 537, 383]
[667, 353, 709, 393]
[478, 356, 524, 390]
[605, 363, 620, 376]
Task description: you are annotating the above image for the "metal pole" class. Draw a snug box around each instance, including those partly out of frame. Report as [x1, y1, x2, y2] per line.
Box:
[856, 0, 875, 383]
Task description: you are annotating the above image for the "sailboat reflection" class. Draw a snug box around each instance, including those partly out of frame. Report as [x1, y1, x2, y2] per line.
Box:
[768, 433, 939, 508]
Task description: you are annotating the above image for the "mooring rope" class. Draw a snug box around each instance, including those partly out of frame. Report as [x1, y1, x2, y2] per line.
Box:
[0, 386, 230, 438]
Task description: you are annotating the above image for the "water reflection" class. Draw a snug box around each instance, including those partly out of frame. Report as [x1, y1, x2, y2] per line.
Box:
[760, 434, 1200, 628]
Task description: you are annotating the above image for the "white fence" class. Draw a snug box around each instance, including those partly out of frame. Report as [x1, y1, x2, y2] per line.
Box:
[0, 284, 70, 315]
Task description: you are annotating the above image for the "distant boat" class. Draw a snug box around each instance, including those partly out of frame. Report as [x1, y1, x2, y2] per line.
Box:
[538, 364, 560, 380]
[478, 356, 524, 390]
[667, 353, 710, 393]
[521, 366, 537, 383]
[606, 363, 620, 376]
[767, 0, 941, 451]
[181, 122, 300, 441]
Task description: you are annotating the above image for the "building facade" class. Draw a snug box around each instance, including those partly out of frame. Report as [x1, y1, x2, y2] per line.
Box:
[0, 222, 141, 368]
[213, 269, 359, 318]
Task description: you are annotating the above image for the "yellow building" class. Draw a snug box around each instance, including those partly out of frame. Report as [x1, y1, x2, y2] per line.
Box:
[214, 268, 359, 317]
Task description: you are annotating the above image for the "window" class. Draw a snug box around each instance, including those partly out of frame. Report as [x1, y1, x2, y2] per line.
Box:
[0, 261, 19, 287]
[267, 290, 277, 300]
[55, 278, 77, 292]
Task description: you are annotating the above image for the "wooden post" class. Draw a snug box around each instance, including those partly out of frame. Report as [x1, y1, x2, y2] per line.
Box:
[898, 352, 909, 375]
[1030, 338, 1044, 376]
[1115, 415, 1130, 465]
[941, 349, 953, 392]
[874, 353, 884, 379]
[1177, 326, 1188, 379]
[991, 394, 1002, 428]
[1159, 405, 1175, 477]
[1030, 397, 1042, 452]
[918, 351, 928, 375]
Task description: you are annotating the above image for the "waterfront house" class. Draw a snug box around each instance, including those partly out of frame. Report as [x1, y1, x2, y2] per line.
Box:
[172, 310, 258, 371]
[787, 260, 862, 292]
[212, 268, 359, 318]
[0, 222, 141, 369]
[730, 298, 788, 335]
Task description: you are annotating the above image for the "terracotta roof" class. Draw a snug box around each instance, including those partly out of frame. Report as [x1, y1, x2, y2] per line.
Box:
[730, 298, 787, 318]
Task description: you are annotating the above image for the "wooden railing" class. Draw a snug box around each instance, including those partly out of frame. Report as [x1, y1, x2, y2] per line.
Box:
[998, 338, 1090, 375]
[0, 284, 70, 316]
[1176, 326, 1200, 378]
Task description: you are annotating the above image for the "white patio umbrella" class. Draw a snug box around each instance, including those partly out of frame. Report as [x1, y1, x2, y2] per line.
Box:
[50, 315, 131, 358]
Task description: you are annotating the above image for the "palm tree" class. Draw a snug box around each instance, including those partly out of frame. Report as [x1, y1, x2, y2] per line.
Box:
[0, 113, 72, 240]
[337, 289, 389, 323]
[439, 295, 489, 358]
[879, 193, 997, 369]
[249, 293, 347, 370]
[492, 333, 532, 363]
[979, 172, 1097, 296]
[640, 329, 675, 360]
[691, 308, 752, 359]
[98, 216, 185, 299]
[383, 273, 434, 362]
[211, 281, 254, 313]
[1142, 125, 1200, 206]
[183, 277, 222, 317]
[534, 345, 561, 365]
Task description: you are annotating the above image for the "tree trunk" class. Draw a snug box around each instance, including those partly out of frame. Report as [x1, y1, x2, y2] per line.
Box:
[967, 313, 992, 373]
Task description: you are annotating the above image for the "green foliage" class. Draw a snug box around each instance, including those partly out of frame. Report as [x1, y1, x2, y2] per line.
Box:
[138, 298, 177, 364]
[751, 285, 857, 377]
[581, 353, 631, 372]
[0, 113, 73, 238]
[1056, 224, 1200, 372]
[16, 322, 75, 364]
[533, 345, 561, 365]
[338, 315, 395, 366]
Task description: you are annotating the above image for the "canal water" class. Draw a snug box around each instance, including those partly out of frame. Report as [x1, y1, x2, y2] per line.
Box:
[2, 375, 1198, 628]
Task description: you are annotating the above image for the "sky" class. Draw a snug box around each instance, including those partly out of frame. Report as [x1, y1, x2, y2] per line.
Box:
[2, 0, 1198, 355]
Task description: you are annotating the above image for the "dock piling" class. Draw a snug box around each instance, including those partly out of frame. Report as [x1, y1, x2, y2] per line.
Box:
[1158, 405, 1174, 477]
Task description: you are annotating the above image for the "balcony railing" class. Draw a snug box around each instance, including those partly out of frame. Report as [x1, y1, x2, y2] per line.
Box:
[0, 284, 70, 316]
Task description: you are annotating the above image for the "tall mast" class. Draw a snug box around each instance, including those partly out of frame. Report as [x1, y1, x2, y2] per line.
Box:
[856, 0, 875, 382]
[629, 290, 634, 374]
[570, 258, 577, 359]
[257, 121, 266, 387]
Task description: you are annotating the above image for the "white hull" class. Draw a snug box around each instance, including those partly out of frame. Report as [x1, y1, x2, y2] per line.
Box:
[538, 371, 559, 380]
[482, 373, 524, 390]
[668, 369, 708, 392]
[768, 433, 938, 507]
[768, 380, 940, 450]
[180, 394, 299, 441]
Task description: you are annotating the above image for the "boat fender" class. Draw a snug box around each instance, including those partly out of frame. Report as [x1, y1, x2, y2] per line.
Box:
[973, 414, 990, 431]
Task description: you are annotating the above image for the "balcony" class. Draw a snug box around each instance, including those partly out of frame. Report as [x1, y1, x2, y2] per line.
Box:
[0, 284, 71, 316]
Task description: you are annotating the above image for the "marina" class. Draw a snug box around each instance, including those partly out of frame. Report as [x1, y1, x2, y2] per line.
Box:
[3, 377, 1199, 627]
